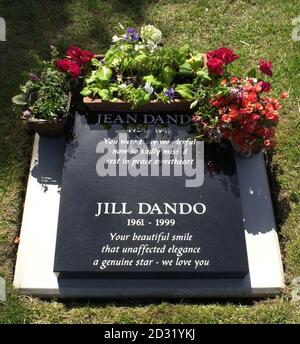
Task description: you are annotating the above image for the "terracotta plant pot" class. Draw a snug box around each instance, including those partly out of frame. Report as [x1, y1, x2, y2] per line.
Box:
[83, 97, 192, 112]
[24, 93, 71, 138]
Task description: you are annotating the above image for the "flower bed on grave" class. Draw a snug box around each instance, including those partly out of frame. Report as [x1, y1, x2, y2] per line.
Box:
[13, 24, 288, 155]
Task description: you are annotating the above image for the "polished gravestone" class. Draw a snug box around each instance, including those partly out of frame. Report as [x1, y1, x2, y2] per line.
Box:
[54, 112, 249, 279]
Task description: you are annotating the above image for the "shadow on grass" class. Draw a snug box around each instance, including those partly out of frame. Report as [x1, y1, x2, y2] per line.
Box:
[0, 1, 69, 108]
[0, 0, 155, 111]
[266, 152, 292, 237]
[82, 0, 156, 24]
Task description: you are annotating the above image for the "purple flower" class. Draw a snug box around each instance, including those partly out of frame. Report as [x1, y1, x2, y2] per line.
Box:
[125, 27, 139, 42]
[164, 88, 175, 99]
[231, 87, 244, 99]
[22, 110, 31, 120]
[29, 73, 40, 81]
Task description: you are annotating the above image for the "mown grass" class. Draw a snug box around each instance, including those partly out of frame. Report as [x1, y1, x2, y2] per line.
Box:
[0, 0, 300, 324]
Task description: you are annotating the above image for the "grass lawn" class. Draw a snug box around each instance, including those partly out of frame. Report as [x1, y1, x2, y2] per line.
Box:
[0, 0, 300, 324]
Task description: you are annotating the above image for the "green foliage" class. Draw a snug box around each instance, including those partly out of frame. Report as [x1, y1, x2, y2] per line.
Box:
[179, 62, 193, 76]
[175, 84, 195, 100]
[123, 84, 150, 108]
[12, 47, 70, 122]
[11, 95, 27, 106]
[81, 25, 215, 109]
[248, 68, 257, 78]
[161, 66, 174, 87]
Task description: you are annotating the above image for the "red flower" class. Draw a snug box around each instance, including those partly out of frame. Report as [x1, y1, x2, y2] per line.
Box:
[68, 63, 81, 78]
[56, 58, 71, 72]
[210, 96, 228, 108]
[251, 113, 260, 121]
[244, 85, 253, 92]
[259, 58, 273, 77]
[263, 127, 275, 139]
[229, 76, 239, 84]
[56, 58, 81, 78]
[66, 46, 94, 65]
[221, 114, 231, 123]
[207, 47, 239, 64]
[195, 76, 281, 153]
[258, 81, 271, 92]
[207, 57, 224, 76]
[229, 105, 239, 121]
[243, 120, 256, 133]
[265, 103, 275, 113]
[80, 50, 94, 64]
[239, 107, 253, 115]
[248, 92, 257, 103]
[253, 84, 262, 93]
[255, 103, 263, 110]
[265, 111, 279, 122]
[242, 93, 256, 107]
[280, 91, 289, 99]
[264, 139, 275, 149]
[271, 98, 281, 110]
[66, 46, 83, 60]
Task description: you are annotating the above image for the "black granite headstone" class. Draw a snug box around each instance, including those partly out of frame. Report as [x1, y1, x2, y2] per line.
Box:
[54, 112, 248, 279]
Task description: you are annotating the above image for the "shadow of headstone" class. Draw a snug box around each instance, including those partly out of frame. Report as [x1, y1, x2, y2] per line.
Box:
[31, 137, 65, 191]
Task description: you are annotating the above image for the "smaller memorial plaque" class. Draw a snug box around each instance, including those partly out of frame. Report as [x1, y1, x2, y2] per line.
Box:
[54, 112, 249, 279]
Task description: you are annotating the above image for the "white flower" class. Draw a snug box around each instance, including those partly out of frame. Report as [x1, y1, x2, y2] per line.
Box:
[144, 82, 154, 94]
[112, 35, 121, 43]
[120, 83, 127, 90]
[147, 41, 158, 52]
[140, 25, 162, 45]
[118, 23, 125, 30]
[134, 44, 145, 51]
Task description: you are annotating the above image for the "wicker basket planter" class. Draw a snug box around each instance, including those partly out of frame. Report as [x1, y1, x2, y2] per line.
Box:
[25, 117, 67, 137]
[24, 93, 71, 138]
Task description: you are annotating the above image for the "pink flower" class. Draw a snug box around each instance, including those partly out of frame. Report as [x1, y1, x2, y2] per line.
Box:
[22, 110, 31, 120]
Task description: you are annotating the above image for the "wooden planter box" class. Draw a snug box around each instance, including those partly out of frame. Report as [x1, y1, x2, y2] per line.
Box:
[83, 97, 192, 112]
[85, 54, 193, 112]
